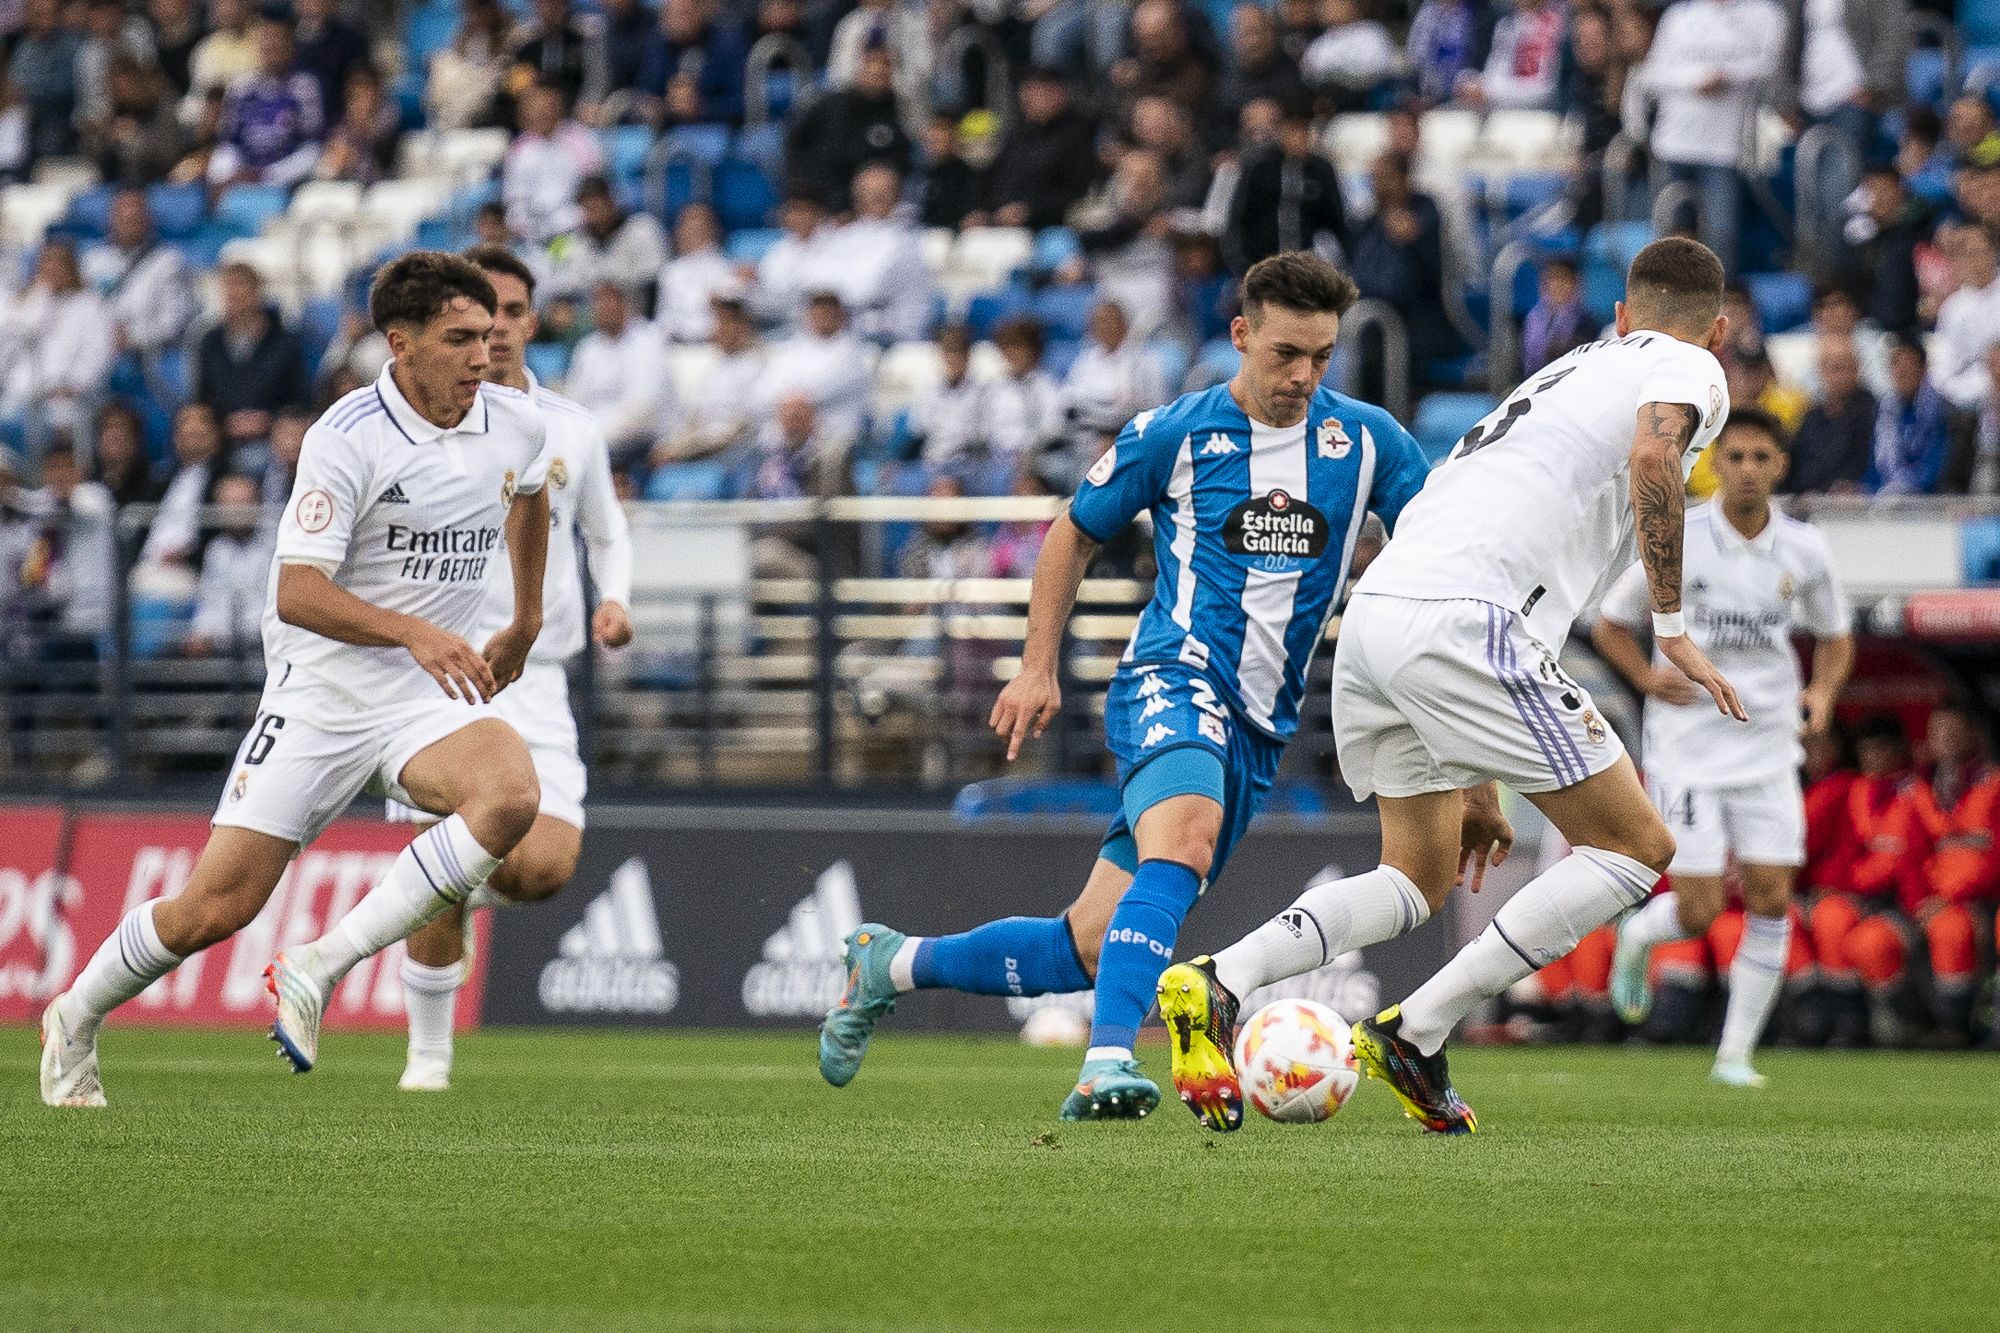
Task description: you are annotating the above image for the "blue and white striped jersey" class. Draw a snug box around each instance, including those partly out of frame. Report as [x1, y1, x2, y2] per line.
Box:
[1070, 383, 1430, 739]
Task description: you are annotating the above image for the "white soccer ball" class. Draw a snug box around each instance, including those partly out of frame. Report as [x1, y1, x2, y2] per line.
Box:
[1232, 999, 1360, 1124]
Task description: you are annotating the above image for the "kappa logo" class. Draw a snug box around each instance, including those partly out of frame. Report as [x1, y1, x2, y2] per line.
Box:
[1136, 673, 1169, 698]
[538, 858, 680, 1014]
[1200, 432, 1239, 457]
[380, 482, 411, 505]
[1141, 722, 1177, 748]
[741, 860, 864, 1017]
[1133, 408, 1157, 437]
[1317, 417, 1351, 459]
[1139, 693, 1174, 721]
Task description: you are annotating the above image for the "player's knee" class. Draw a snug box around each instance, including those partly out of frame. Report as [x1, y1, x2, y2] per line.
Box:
[1625, 820, 1676, 876]
[498, 845, 574, 902]
[472, 774, 541, 849]
[182, 887, 265, 951]
[1675, 890, 1720, 936]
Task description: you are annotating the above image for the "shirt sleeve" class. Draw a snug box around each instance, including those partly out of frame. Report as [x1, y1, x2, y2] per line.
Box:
[1365, 415, 1431, 535]
[273, 424, 370, 569]
[1068, 408, 1180, 543]
[1795, 528, 1853, 638]
[1596, 560, 1650, 629]
[576, 429, 634, 607]
[511, 401, 554, 496]
[1634, 340, 1729, 452]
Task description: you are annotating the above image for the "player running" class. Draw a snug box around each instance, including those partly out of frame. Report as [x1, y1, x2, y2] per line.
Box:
[40, 253, 554, 1106]
[817, 252, 1435, 1123]
[1157, 237, 1744, 1133]
[387, 245, 633, 1092]
[1595, 406, 1854, 1087]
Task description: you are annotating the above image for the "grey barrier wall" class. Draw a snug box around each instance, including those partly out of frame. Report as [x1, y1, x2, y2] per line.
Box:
[483, 807, 1459, 1031]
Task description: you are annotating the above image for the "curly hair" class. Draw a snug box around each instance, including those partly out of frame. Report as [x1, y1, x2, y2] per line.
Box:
[367, 251, 498, 334]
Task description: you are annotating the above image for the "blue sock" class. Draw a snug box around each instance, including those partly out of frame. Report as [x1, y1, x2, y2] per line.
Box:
[911, 916, 1091, 996]
[1087, 859, 1203, 1052]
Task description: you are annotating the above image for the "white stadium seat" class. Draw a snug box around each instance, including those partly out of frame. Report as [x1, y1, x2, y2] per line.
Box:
[30, 158, 101, 193]
[1, 183, 76, 251]
[360, 179, 448, 242]
[438, 127, 512, 179]
[289, 180, 363, 224]
[920, 227, 954, 275]
[1765, 331, 1816, 392]
[1419, 108, 1481, 172]
[948, 227, 1033, 290]
[667, 344, 720, 403]
[1476, 110, 1568, 170]
[873, 341, 944, 416]
[1322, 113, 1389, 175]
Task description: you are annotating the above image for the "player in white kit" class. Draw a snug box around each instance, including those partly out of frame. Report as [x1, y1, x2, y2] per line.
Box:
[1594, 406, 1854, 1087]
[388, 245, 633, 1092]
[40, 253, 555, 1106]
[1157, 238, 1746, 1133]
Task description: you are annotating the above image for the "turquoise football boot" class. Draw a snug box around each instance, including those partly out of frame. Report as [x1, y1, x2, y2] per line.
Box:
[1058, 1057, 1160, 1121]
[818, 924, 905, 1088]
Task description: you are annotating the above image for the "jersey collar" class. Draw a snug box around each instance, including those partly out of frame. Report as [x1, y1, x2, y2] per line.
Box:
[375, 363, 490, 444]
[1705, 496, 1777, 554]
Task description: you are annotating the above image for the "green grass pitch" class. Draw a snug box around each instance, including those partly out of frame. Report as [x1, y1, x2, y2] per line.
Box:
[2, 1029, 1995, 1331]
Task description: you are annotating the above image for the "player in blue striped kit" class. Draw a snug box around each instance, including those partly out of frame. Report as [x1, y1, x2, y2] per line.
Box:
[817, 253, 1443, 1122]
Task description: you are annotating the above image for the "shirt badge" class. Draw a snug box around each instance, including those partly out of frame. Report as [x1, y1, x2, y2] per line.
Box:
[1317, 417, 1351, 459]
[549, 457, 569, 490]
[1778, 573, 1795, 600]
[501, 469, 517, 505]
[1582, 709, 1607, 747]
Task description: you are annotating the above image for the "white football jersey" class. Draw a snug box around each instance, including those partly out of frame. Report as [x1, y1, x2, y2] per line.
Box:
[1599, 500, 1850, 786]
[1358, 332, 1729, 650]
[265, 363, 552, 710]
[472, 370, 632, 664]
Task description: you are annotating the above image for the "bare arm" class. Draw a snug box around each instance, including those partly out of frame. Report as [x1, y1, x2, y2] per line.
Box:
[1591, 614, 1698, 705]
[1802, 633, 1856, 735]
[483, 487, 551, 689]
[276, 562, 496, 701]
[1631, 402, 1746, 720]
[989, 510, 1099, 761]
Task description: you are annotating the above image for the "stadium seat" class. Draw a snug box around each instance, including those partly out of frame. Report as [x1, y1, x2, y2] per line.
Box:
[1147, 338, 1191, 392]
[1322, 112, 1389, 175]
[950, 227, 1034, 292]
[61, 184, 118, 239]
[289, 180, 361, 225]
[404, 0, 456, 62]
[1412, 391, 1498, 463]
[1, 183, 76, 250]
[1194, 337, 1241, 385]
[712, 158, 778, 230]
[1907, 49, 1948, 107]
[1042, 338, 1081, 379]
[1418, 108, 1481, 170]
[1028, 227, 1082, 275]
[214, 184, 290, 236]
[964, 288, 1022, 339]
[645, 460, 731, 501]
[524, 342, 571, 384]
[604, 124, 656, 183]
[359, 179, 445, 241]
[663, 124, 731, 168]
[1746, 271, 1813, 334]
[734, 121, 787, 180]
[144, 182, 205, 239]
[1494, 171, 1570, 222]
[299, 295, 344, 376]
[1031, 284, 1096, 341]
[1968, 0, 2000, 46]
[667, 344, 719, 401]
[873, 341, 945, 416]
[1764, 330, 1815, 389]
[725, 227, 782, 263]
[437, 127, 511, 179]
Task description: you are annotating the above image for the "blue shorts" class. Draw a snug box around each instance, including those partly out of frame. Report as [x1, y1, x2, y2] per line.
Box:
[1096, 662, 1287, 887]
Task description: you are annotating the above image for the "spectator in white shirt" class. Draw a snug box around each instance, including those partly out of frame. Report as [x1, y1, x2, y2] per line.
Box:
[501, 81, 607, 244]
[987, 315, 1064, 465]
[1929, 223, 2000, 410]
[1300, 0, 1401, 113]
[1628, 0, 1783, 277]
[545, 175, 668, 312]
[564, 281, 675, 464]
[817, 163, 937, 343]
[19, 442, 118, 644]
[653, 292, 770, 466]
[752, 190, 839, 331]
[140, 401, 223, 574]
[654, 202, 736, 343]
[80, 189, 198, 365]
[182, 472, 271, 656]
[1457, 0, 1565, 110]
[907, 323, 989, 465]
[1060, 300, 1165, 457]
[766, 291, 874, 451]
[0, 241, 117, 448]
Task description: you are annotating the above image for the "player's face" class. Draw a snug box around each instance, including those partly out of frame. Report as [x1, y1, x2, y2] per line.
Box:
[392, 295, 493, 417]
[481, 271, 537, 384]
[1231, 303, 1337, 427]
[1711, 427, 1786, 506]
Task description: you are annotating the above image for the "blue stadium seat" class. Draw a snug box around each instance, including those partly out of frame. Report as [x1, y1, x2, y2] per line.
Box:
[1147, 338, 1191, 391]
[1907, 48, 1948, 107]
[1746, 271, 1813, 334]
[663, 124, 732, 168]
[1042, 338, 1081, 379]
[604, 124, 655, 183]
[964, 288, 1026, 340]
[1968, 0, 2000, 47]
[1496, 171, 1570, 222]
[952, 778, 1120, 818]
[712, 158, 778, 230]
[1194, 336, 1241, 384]
[725, 227, 782, 263]
[1581, 220, 1653, 326]
[150, 344, 189, 401]
[177, 224, 239, 267]
[653, 158, 701, 221]
[129, 593, 194, 660]
[62, 185, 118, 239]
[405, 0, 457, 61]
[524, 342, 571, 383]
[213, 184, 290, 236]
[644, 460, 731, 501]
[414, 217, 460, 250]
[300, 296, 344, 378]
[735, 122, 786, 180]
[1029, 227, 1082, 275]
[1412, 392, 1498, 463]
[1031, 284, 1096, 342]
[146, 182, 206, 239]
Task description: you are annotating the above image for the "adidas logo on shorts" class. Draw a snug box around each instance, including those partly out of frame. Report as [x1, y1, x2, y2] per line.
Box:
[536, 858, 680, 1014]
[741, 861, 863, 1017]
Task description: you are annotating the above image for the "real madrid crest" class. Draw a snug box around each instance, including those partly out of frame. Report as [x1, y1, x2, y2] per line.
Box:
[230, 770, 248, 801]
[1318, 416, 1351, 459]
[1582, 709, 1607, 746]
[501, 469, 517, 504]
[548, 457, 569, 490]
[1778, 573, 1795, 599]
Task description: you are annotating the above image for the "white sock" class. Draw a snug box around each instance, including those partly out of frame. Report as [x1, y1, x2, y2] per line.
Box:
[63, 900, 182, 1031]
[1399, 847, 1657, 1055]
[889, 937, 921, 992]
[1084, 1044, 1133, 1064]
[401, 957, 462, 1063]
[1621, 890, 1690, 950]
[308, 815, 502, 990]
[466, 884, 514, 912]
[1717, 912, 1790, 1066]
[1212, 865, 1431, 1000]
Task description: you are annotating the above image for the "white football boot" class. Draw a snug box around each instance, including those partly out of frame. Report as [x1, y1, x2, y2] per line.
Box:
[397, 1051, 452, 1092]
[40, 997, 107, 1108]
[264, 950, 327, 1073]
[1710, 1059, 1768, 1089]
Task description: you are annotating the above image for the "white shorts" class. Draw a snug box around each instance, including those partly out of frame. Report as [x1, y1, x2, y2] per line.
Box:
[384, 660, 585, 830]
[213, 667, 503, 848]
[1649, 770, 1805, 876]
[1333, 593, 1627, 800]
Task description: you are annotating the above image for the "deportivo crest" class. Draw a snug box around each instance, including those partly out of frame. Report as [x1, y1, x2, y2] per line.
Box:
[501, 469, 517, 504]
[548, 457, 569, 489]
[1317, 417, 1351, 459]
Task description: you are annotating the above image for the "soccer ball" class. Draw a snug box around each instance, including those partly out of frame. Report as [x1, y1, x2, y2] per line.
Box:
[1232, 999, 1360, 1124]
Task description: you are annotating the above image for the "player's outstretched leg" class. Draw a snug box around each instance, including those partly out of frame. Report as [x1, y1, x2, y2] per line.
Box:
[1155, 955, 1242, 1131]
[819, 923, 907, 1087]
[1351, 1005, 1478, 1134]
[1610, 887, 1711, 1026]
[40, 999, 106, 1109]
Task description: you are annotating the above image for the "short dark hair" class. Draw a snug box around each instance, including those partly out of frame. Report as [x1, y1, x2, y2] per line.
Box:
[1890, 334, 1927, 366]
[1854, 714, 1907, 747]
[1626, 237, 1724, 333]
[993, 314, 1045, 357]
[1719, 404, 1789, 453]
[368, 251, 497, 333]
[1241, 251, 1358, 320]
[462, 243, 537, 300]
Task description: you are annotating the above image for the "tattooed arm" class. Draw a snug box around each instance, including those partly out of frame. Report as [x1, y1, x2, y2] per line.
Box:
[1630, 401, 1746, 720]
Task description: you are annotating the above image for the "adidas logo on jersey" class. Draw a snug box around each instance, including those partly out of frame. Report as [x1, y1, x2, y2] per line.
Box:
[1141, 722, 1177, 748]
[741, 861, 863, 1017]
[381, 483, 411, 504]
[1200, 433, 1239, 456]
[537, 858, 681, 1015]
